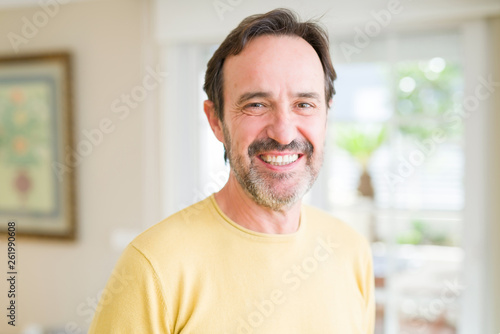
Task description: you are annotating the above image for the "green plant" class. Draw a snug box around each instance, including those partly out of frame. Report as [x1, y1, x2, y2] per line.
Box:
[397, 220, 452, 246]
[335, 124, 387, 168]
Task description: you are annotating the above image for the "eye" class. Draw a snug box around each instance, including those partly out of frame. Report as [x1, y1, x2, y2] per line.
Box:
[246, 102, 265, 108]
[242, 102, 268, 116]
[297, 102, 313, 108]
[295, 102, 317, 115]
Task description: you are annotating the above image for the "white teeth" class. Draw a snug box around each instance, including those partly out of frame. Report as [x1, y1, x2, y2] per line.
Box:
[260, 154, 299, 166]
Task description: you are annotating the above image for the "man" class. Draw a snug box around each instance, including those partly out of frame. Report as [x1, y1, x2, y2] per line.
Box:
[90, 8, 375, 333]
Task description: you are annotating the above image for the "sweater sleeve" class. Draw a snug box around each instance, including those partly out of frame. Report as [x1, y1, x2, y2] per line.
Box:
[88, 244, 170, 334]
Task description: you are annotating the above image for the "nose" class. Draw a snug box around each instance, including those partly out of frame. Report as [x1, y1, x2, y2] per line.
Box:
[265, 105, 297, 145]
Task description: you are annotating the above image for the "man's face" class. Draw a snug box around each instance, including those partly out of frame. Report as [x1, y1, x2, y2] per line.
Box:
[218, 35, 328, 211]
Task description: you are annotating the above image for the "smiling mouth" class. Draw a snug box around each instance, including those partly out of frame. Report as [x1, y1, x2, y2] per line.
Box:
[259, 154, 300, 166]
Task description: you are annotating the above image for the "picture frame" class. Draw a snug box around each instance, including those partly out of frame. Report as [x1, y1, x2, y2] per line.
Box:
[0, 52, 76, 239]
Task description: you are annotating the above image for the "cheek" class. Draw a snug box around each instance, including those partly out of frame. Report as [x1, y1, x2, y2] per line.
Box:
[227, 119, 262, 155]
[299, 116, 327, 146]
[232, 117, 265, 141]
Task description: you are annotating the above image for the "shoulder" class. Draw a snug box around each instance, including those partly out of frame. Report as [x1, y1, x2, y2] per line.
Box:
[303, 204, 371, 252]
[129, 196, 217, 259]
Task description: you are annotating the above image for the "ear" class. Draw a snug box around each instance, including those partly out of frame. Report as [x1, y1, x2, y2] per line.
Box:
[203, 100, 225, 144]
[328, 98, 333, 110]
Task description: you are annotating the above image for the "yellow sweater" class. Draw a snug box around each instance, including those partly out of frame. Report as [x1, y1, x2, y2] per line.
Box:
[89, 195, 375, 333]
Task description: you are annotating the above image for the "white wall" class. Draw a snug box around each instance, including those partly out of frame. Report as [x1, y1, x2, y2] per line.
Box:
[0, 0, 159, 332]
[154, 0, 500, 43]
[459, 17, 500, 334]
[486, 16, 500, 334]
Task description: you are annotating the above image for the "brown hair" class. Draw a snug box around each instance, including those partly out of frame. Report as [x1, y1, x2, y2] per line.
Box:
[203, 8, 336, 122]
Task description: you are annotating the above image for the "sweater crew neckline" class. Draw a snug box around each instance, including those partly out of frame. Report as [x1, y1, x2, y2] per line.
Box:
[208, 194, 306, 242]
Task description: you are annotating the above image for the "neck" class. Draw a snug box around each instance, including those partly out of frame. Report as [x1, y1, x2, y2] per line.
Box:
[214, 174, 302, 234]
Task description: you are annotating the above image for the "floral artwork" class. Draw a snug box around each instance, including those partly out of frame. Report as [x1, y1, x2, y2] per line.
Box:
[0, 81, 56, 212]
[0, 53, 75, 239]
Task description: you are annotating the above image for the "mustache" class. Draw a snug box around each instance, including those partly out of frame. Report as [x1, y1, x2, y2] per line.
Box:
[248, 138, 313, 157]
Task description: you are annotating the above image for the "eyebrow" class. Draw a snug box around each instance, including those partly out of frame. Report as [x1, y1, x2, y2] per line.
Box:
[236, 91, 271, 106]
[296, 92, 321, 101]
[236, 91, 322, 105]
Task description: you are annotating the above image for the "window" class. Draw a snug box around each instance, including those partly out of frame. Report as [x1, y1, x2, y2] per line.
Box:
[325, 31, 465, 333]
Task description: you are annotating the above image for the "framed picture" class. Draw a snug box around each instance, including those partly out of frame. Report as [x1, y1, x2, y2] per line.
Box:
[0, 52, 76, 239]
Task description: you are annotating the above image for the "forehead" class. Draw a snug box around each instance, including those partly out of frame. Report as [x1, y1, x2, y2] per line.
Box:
[222, 35, 325, 98]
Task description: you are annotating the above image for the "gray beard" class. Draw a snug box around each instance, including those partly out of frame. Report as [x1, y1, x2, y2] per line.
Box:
[223, 126, 322, 212]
